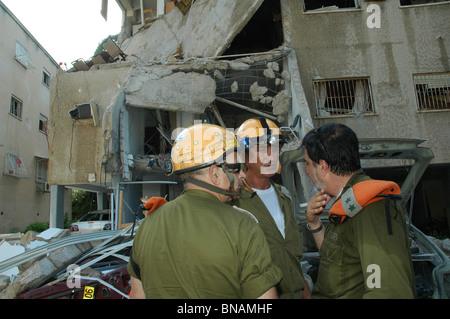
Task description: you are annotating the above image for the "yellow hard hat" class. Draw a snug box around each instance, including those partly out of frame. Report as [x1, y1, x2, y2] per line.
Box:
[236, 117, 281, 150]
[170, 124, 237, 174]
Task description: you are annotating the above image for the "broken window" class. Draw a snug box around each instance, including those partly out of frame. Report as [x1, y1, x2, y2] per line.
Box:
[413, 72, 450, 111]
[10, 95, 23, 119]
[223, 0, 283, 55]
[312, 77, 374, 117]
[400, 0, 449, 6]
[303, 0, 360, 12]
[39, 114, 48, 133]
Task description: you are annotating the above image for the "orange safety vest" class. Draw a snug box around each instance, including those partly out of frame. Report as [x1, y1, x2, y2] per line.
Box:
[329, 180, 402, 234]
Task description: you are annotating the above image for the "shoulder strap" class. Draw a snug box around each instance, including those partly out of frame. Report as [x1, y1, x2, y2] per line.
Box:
[329, 180, 401, 226]
[129, 248, 141, 280]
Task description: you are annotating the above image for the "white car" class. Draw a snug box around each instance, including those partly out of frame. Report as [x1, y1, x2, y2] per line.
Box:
[69, 210, 111, 233]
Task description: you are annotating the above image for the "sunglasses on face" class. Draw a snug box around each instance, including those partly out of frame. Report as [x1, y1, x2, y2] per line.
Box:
[216, 163, 243, 174]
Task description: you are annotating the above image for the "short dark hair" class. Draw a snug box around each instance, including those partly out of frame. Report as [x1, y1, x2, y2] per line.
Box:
[301, 123, 361, 176]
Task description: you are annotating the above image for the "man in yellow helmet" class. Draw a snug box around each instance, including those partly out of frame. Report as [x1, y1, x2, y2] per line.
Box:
[235, 118, 311, 299]
[128, 123, 282, 299]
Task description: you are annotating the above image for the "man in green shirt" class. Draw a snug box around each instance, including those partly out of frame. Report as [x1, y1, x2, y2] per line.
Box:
[128, 124, 282, 299]
[302, 123, 415, 298]
[235, 118, 311, 299]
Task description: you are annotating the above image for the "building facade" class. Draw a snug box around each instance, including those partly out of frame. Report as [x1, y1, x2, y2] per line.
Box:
[48, 0, 449, 234]
[0, 2, 60, 233]
[284, 0, 450, 233]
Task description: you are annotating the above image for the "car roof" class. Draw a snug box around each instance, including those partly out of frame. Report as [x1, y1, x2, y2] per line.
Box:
[86, 210, 110, 215]
[358, 138, 434, 207]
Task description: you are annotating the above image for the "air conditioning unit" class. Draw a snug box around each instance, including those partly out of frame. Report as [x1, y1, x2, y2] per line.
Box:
[36, 182, 50, 193]
[68, 101, 99, 126]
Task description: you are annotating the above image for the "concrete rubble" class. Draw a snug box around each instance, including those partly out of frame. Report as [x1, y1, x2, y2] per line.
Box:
[0, 226, 137, 299]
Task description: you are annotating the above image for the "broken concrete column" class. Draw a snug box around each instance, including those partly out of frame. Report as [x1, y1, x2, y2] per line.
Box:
[125, 71, 216, 114]
[0, 242, 93, 299]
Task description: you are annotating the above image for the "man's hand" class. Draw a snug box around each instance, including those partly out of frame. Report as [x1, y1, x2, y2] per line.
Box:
[306, 189, 331, 250]
[306, 189, 331, 227]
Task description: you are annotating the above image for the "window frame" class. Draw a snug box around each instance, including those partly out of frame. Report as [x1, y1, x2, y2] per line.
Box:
[42, 69, 51, 87]
[303, 0, 361, 12]
[312, 77, 375, 118]
[15, 40, 32, 69]
[35, 157, 48, 183]
[39, 114, 48, 134]
[10, 95, 23, 119]
[399, 0, 449, 7]
[413, 72, 450, 112]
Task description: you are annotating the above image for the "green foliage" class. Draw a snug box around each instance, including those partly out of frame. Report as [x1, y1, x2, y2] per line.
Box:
[72, 189, 97, 221]
[23, 222, 49, 233]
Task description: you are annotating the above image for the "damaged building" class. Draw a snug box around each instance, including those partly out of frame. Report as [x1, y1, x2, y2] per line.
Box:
[48, 0, 450, 234]
[48, 0, 314, 229]
[1, 0, 450, 300]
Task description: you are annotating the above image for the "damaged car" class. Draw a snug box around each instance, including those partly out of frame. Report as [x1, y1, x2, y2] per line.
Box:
[280, 137, 450, 299]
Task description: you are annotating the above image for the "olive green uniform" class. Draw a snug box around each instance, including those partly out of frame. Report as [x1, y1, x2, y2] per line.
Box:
[313, 171, 416, 299]
[128, 189, 282, 299]
[237, 182, 306, 298]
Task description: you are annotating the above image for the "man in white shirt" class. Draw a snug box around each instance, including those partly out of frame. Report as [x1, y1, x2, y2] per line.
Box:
[235, 118, 311, 299]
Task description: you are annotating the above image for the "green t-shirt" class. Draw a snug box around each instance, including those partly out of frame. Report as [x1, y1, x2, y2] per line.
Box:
[128, 189, 282, 298]
[237, 182, 306, 299]
[313, 171, 416, 299]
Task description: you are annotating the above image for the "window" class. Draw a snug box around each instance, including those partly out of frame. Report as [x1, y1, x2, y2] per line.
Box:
[42, 69, 51, 87]
[400, 0, 449, 6]
[303, 0, 360, 12]
[39, 114, 48, 133]
[35, 157, 49, 192]
[312, 77, 375, 117]
[15, 41, 32, 69]
[35, 158, 48, 183]
[4, 152, 27, 178]
[413, 72, 450, 111]
[10, 95, 23, 119]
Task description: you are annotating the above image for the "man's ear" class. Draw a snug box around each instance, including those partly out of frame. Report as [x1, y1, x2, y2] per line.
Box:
[318, 159, 329, 176]
[209, 165, 220, 185]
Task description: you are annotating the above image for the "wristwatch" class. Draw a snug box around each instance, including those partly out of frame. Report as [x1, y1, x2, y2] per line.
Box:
[306, 221, 324, 233]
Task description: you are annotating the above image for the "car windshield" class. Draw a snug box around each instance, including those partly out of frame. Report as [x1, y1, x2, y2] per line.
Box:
[79, 212, 109, 222]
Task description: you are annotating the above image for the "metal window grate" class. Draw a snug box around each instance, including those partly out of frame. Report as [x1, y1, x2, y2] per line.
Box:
[35, 158, 48, 183]
[15, 41, 33, 69]
[313, 77, 375, 117]
[4, 152, 28, 178]
[413, 72, 450, 111]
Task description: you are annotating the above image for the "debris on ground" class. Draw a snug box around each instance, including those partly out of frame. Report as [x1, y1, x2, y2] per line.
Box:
[0, 225, 138, 299]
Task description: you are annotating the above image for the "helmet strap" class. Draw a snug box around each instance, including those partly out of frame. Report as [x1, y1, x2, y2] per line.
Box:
[182, 173, 239, 200]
